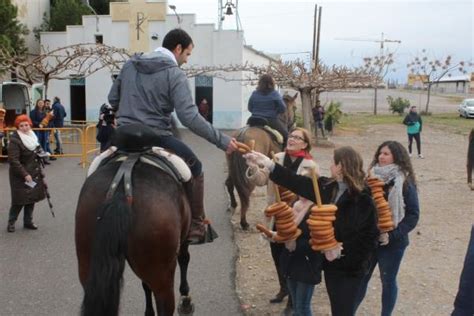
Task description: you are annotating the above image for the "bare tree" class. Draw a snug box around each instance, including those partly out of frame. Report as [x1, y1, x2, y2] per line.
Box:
[0, 43, 130, 97]
[407, 50, 472, 113]
[362, 51, 396, 115]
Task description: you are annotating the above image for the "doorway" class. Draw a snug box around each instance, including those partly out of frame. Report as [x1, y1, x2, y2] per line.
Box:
[70, 77, 86, 122]
[195, 75, 213, 124]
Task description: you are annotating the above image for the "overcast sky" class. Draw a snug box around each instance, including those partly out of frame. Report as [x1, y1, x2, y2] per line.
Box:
[169, 0, 473, 82]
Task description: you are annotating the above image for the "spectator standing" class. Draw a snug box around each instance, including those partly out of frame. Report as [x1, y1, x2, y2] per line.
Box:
[403, 106, 423, 158]
[7, 115, 46, 232]
[198, 98, 210, 121]
[312, 102, 325, 138]
[51, 96, 67, 154]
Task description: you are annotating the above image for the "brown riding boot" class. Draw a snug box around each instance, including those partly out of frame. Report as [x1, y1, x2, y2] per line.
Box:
[185, 174, 218, 245]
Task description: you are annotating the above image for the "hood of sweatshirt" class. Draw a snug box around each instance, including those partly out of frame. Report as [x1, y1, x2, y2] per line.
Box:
[130, 51, 178, 74]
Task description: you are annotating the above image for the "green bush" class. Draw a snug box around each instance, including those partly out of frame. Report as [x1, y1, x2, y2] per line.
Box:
[324, 101, 343, 133]
[387, 96, 410, 115]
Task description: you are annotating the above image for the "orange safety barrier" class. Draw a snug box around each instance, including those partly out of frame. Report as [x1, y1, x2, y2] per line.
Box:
[0, 125, 100, 168]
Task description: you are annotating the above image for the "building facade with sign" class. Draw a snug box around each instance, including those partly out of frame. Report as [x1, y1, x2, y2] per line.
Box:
[40, 0, 276, 129]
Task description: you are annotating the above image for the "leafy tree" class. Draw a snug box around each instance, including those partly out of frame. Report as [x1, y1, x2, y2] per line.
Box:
[324, 101, 343, 133]
[0, 0, 28, 56]
[33, 0, 91, 39]
[387, 96, 410, 115]
[49, 0, 92, 31]
[89, 0, 112, 15]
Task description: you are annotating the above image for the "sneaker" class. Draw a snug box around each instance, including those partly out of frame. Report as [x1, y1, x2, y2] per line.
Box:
[49, 156, 57, 161]
[418, 154, 424, 159]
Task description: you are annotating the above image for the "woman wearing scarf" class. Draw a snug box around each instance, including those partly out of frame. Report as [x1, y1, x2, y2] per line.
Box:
[246, 127, 319, 315]
[245, 146, 379, 316]
[356, 140, 420, 316]
[7, 115, 46, 232]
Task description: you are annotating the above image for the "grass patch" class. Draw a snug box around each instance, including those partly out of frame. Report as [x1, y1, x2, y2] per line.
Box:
[337, 112, 473, 136]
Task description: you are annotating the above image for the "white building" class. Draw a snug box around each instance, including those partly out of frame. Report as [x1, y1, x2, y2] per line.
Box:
[40, 0, 276, 129]
[430, 74, 471, 94]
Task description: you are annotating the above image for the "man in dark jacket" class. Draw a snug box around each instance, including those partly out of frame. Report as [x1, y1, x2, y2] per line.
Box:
[108, 28, 238, 244]
[51, 97, 67, 154]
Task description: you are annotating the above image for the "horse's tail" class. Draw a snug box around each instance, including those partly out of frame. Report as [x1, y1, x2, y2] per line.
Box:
[81, 188, 131, 316]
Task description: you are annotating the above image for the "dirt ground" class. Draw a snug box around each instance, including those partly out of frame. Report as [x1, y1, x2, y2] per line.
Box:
[232, 123, 474, 316]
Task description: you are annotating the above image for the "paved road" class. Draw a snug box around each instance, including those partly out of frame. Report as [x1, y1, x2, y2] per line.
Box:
[0, 130, 242, 315]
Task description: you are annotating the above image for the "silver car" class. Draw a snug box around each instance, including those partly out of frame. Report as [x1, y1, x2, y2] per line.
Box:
[458, 99, 474, 118]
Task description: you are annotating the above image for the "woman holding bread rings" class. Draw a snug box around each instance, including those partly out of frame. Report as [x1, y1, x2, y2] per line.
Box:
[246, 127, 319, 313]
[356, 140, 420, 316]
[244, 146, 379, 316]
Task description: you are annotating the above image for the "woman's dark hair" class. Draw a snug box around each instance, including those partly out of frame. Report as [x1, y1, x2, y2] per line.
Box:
[35, 99, 44, 109]
[333, 146, 365, 194]
[289, 127, 312, 152]
[256, 74, 275, 94]
[369, 140, 417, 186]
[162, 28, 194, 51]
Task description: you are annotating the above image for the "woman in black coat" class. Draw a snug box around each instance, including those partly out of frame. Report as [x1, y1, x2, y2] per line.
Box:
[7, 115, 46, 232]
[245, 146, 379, 316]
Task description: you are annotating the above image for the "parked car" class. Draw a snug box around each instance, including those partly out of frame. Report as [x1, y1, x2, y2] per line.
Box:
[458, 99, 474, 118]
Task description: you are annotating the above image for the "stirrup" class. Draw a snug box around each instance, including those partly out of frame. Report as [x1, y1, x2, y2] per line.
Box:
[187, 221, 219, 245]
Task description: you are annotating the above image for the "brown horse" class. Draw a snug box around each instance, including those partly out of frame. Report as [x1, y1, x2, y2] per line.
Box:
[281, 92, 298, 131]
[75, 152, 194, 315]
[225, 92, 298, 230]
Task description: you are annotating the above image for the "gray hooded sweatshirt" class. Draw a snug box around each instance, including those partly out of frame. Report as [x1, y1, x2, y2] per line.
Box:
[108, 50, 230, 151]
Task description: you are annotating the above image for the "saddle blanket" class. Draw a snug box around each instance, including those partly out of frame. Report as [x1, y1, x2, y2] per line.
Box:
[87, 146, 192, 182]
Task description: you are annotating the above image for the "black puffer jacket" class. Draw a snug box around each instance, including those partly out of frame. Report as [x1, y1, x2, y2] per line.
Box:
[279, 211, 324, 285]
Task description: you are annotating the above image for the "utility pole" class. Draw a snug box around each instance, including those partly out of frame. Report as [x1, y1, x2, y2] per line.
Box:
[311, 4, 323, 137]
[335, 33, 401, 115]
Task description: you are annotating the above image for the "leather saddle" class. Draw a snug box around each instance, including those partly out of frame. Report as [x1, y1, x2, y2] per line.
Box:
[97, 124, 190, 201]
[246, 116, 284, 145]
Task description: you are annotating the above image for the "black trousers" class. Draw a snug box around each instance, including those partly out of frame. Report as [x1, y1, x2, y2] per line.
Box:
[324, 270, 364, 316]
[8, 203, 35, 224]
[408, 133, 421, 155]
[270, 242, 288, 293]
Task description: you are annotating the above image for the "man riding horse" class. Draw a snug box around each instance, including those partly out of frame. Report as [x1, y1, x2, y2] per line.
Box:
[108, 28, 238, 244]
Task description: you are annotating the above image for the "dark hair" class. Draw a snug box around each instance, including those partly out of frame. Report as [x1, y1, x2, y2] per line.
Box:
[162, 28, 193, 52]
[333, 146, 366, 194]
[256, 74, 275, 94]
[370, 141, 417, 186]
[54, 96, 60, 103]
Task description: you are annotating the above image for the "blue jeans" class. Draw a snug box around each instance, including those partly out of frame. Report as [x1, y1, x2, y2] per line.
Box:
[35, 131, 48, 151]
[53, 129, 62, 153]
[286, 278, 315, 316]
[356, 245, 406, 316]
[452, 225, 474, 315]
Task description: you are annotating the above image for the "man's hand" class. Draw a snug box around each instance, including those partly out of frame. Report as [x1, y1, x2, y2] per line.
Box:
[243, 151, 274, 170]
[25, 175, 33, 183]
[226, 138, 239, 155]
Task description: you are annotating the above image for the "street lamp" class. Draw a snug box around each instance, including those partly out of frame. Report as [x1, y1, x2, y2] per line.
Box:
[169, 5, 182, 26]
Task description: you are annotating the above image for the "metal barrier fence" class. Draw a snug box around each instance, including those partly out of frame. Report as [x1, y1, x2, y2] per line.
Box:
[0, 124, 100, 168]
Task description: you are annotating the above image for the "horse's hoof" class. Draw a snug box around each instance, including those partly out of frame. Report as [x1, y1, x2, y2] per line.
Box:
[178, 295, 194, 315]
[240, 222, 250, 230]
